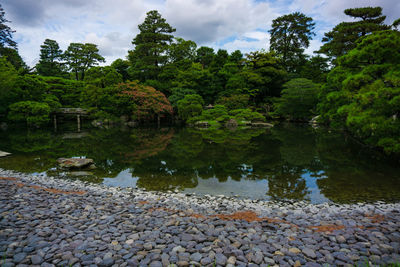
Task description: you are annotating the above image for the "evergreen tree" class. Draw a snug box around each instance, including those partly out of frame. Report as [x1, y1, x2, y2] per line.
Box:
[0, 4, 16, 49]
[36, 39, 64, 77]
[129, 10, 176, 81]
[318, 30, 400, 154]
[269, 12, 315, 73]
[318, 6, 389, 63]
[64, 43, 105, 80]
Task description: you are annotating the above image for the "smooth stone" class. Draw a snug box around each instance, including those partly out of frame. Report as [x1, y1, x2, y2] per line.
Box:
[215, 253, 227, 265]
[31, 255, 43, 265]
[302, 248, 317, 259]
[13, 253, 27, 263]
[190, 252, 202, 262]
[98, 258, 115, 267]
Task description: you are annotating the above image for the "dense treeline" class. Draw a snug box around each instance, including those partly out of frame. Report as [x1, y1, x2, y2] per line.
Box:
[0, 4, 399, 154]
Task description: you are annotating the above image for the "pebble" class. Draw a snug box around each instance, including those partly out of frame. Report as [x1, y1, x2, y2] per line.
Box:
[0, 168, 399, 266]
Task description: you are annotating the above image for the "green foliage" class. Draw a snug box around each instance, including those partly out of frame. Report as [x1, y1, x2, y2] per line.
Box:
[299, 56, 330, 83]
[318, 6, 389, 63]
[173, 62, 213, 103]
[42, 76, 85, 107]
[0, 56, 18, 114]
[84, 66, 123, 88]
[177, 94, 204, 121]
[269, 12, 315, 73]
[129, 10, 176, 81]
[0, 4, 16, 49]
[0, 47, 28, 72]
[64, 43, 105, 80]
[8, 101, 50, 126]
[111, 59, 130, 81]
[274, 78, 319, 120]
[168, 37, 197, 65]
[195, 46, 215, 68]
[14, 75, 48, 102]
[242, 51, 287, 100]
[318, 30, 400, 154]
[216, 94, 249, 110]
[80, 67, 124, 116]
[36, 39, 65, 77]
[168, 87, 197, 108]
[229, 108, 266, 122]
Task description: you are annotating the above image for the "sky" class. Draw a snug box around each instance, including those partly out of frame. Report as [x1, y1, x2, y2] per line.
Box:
[2, 0, 399, 66]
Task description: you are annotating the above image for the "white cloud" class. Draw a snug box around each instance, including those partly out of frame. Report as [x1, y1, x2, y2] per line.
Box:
[3, 0, 396, 66]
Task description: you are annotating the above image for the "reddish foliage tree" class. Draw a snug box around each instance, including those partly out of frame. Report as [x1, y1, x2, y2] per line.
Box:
[119, 81, 173, 121]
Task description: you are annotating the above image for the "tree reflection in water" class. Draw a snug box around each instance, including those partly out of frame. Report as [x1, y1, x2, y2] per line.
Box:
[0, 123, 399, 203]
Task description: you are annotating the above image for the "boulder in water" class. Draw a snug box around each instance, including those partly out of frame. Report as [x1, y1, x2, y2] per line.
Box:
[57, 158, 94, 169]
[0, 151, 11, 157]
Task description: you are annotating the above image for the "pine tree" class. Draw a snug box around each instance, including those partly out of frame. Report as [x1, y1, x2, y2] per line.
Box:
[36, 39, 64, 76]
[269, 12, 315, 73]
[318, 6, 389, 63]
[129, 10, 176, 81]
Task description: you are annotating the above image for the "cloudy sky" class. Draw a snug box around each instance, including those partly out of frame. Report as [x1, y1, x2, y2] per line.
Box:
[2, 0, 398, 66]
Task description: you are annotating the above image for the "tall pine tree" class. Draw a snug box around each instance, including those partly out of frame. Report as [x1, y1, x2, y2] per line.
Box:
[36, 39, 64, 77]
[129, 10, 176, 81]
[269, 12, 315, 73]
[318, 7, 389, 63]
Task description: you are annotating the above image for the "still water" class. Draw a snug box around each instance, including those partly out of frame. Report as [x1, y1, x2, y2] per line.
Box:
[0, 123, 399, 203]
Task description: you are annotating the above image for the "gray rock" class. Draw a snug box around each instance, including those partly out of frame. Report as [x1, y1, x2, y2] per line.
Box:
[190, 252, 202, 262]
[98, 258, 115, 267]
[31, 255, 43, 265]
[13, 252, 27, 263]
[264, 257, 275, 265]
[149, 261, 163, 267]
[0, 151, 11, 157]
[215, 253, 227, 265]
[302, 248, 316, 259]
[200, 257, 213, 265]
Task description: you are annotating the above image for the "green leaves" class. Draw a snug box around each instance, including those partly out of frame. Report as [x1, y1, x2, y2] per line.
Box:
[177, 94, 204, 122]
[8, 101, 51, 126]
[274, 78, 319, 120]
[269, 12, 315, 73]
[36, 39, 65, 77]
[319, 30, 400, 154]
[64, 43, 105, 80]
[130, 10, 176, 81]
[318, 6, 389, 63]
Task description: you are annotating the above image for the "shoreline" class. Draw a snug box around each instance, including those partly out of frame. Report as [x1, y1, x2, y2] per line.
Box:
[1, 168, 400, 266]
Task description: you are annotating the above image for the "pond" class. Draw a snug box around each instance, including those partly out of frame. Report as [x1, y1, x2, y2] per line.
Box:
[0, 123, 399, 204]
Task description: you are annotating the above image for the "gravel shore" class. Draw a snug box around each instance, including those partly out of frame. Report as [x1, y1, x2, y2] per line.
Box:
[1, 168, 400, 266]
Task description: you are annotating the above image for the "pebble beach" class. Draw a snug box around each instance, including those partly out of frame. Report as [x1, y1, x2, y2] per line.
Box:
[1, 168, 400, 267]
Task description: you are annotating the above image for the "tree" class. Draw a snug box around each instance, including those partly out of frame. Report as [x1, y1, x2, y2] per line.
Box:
[129, 10, 176, 81]
[8, 101, 51, 127]
[64, 43, 105, 80]
[111, 58, 130, 81]
[195, 46, 215, 69]
[167, 37, 197, 65]
[299, 56, 330, 84]
[269, 12, 315, 73]
[241, 51, 287, 100]
[318, 30, 400, 154]
[36, 39, 65, 77]
[177, 94, 204, 122]
[0, 56, 18, 114]
[274, 78, 319, 120]
[168, 87, 197, 109]
[119, 81, 173, 121]
[318, 6, 389, 63]
[0, 4, 16, 49]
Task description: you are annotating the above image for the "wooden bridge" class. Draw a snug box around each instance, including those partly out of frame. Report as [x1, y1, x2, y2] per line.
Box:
[53, 108, 89, 132]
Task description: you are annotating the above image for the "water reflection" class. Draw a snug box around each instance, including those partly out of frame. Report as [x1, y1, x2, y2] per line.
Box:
[0, 123, 399, 203]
